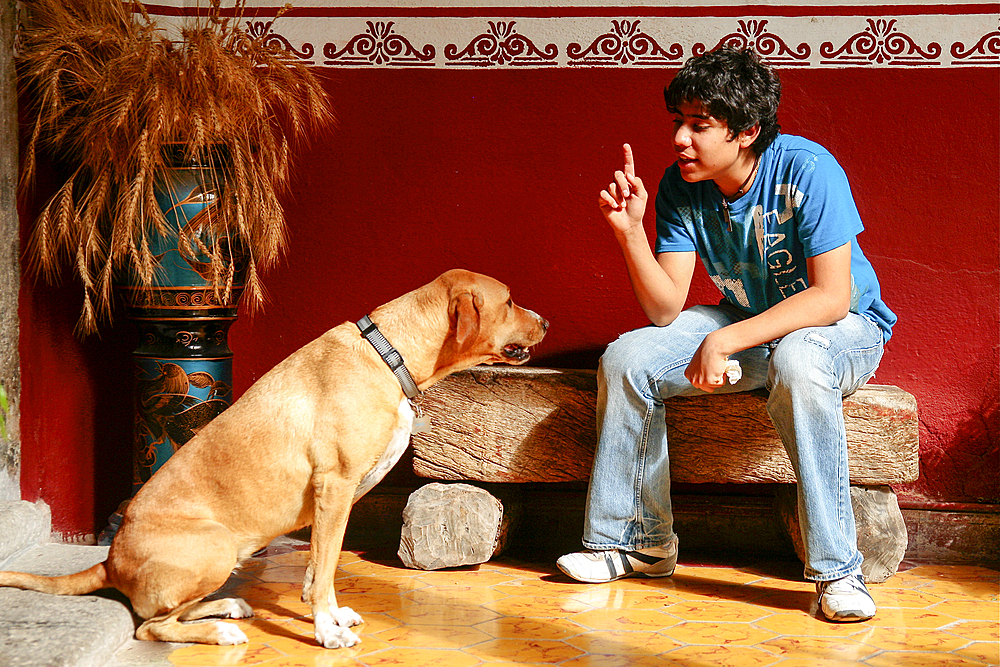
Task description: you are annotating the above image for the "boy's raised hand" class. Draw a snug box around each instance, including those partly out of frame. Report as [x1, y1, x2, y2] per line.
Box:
[599, 144, 647, 236]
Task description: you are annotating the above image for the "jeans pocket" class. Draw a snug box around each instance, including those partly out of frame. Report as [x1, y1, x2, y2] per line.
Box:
[845, 329, 885, 395]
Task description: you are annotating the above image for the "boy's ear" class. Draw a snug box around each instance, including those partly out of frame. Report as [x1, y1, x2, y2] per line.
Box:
[739, 123, 761, 148]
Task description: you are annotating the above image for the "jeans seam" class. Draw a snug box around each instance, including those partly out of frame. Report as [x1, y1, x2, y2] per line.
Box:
[633, 398, 653, 544]
[839, 416, 850, 558]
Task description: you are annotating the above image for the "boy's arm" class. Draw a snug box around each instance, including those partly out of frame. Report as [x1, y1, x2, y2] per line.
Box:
[685, 241, 853, 391]
[617, 232, 696, 326]
[601, 144, 696, 324]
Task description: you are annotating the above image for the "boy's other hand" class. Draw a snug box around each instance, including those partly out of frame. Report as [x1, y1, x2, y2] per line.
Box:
[685, 334, 731, 392]
[599, 144, 648, 237]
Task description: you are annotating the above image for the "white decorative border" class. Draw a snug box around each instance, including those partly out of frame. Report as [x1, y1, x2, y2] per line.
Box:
[151, 8, 1000, 69]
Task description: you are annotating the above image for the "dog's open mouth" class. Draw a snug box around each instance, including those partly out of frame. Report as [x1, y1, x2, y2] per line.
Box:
[502, 344, 531, 362]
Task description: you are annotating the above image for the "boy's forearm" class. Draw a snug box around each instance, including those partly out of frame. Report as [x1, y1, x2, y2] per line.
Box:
[616, 230, 688, 325]
[707, 242, 853, 357]
[704, 286, 850, 358]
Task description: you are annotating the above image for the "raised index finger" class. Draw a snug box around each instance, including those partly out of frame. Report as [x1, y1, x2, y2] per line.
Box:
[623, 143, 635, 177]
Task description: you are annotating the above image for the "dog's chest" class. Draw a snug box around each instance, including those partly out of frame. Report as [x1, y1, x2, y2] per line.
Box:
[353, 398, 414, 503]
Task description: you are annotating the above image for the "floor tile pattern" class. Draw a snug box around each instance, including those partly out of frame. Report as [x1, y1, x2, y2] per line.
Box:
[114, 540, 998, 666]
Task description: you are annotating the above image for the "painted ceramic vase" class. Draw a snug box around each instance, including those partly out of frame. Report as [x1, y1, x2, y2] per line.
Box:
[118, 146, 244, 496]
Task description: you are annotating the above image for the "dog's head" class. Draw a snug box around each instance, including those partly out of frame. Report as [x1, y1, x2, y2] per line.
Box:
[441, 269, 548, 367]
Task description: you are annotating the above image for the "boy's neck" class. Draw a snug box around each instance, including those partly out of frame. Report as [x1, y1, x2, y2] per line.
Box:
[716, 150, 760, 200]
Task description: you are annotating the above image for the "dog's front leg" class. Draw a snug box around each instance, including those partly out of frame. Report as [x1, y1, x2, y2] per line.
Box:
[304, 472, 362, 649]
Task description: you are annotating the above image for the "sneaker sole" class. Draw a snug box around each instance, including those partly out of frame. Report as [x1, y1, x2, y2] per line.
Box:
[642, 568, 676, 578]
[556, 563, 675, 584]
[825, 609, 875, 622]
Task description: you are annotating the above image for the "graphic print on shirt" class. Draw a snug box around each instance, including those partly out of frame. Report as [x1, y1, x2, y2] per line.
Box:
[753, 182, 807, 300]
[712, 274, 751, 309]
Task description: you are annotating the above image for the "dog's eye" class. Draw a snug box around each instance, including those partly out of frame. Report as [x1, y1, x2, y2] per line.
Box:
[506, 298, 513, 308]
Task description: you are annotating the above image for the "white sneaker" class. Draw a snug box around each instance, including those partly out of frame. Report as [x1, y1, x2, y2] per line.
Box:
[556, 539, 678, 583]
[816, 571, 876, 622]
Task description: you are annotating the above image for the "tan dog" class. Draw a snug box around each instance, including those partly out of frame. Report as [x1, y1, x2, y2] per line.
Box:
[0, 269, 548, 649]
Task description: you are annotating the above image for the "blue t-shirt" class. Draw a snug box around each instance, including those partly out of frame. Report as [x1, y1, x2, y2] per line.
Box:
[654, 134, 896, 342]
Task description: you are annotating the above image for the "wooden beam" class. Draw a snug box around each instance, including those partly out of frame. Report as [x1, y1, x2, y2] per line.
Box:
[412, 367, 919, 485]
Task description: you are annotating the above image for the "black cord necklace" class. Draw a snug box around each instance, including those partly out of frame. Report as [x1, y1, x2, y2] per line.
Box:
[719, 153, 760, 232]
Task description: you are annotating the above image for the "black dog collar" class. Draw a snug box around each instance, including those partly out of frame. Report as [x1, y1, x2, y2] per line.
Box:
[356, 315, 422, 400]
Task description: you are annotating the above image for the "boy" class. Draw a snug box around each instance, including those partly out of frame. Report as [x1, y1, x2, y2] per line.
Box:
[556, 48, 895, 622]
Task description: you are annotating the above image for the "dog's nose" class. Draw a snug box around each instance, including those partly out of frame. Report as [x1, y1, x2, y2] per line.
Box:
[524, 308, 548, 332]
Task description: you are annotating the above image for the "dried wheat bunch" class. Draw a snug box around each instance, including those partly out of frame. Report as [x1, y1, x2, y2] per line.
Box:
[18, 0, 334, 334]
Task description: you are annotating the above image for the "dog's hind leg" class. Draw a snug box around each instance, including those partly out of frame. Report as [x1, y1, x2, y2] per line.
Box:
[136, 601, 249, 645]
[178, 597, 254, 622]
[114, 519, 247, 645]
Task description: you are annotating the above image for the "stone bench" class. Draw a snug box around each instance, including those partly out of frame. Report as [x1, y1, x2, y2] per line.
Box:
[402, 366, 919, 582]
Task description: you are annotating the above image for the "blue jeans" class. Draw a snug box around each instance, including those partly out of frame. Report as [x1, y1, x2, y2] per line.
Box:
[582, 304, 885, 582]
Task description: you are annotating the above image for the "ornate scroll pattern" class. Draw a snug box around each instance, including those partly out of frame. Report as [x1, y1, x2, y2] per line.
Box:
[445, 21, 558, 67]
[123, 287, 234, 310]
[950, 24, 1000, 66]
[245, 20, 315, 62]
[567, 20, 683, 67]
[323, 21, 435, 67]
[146, 10, 998, 69]
[694, 20, 810, 66]
[821, 19, 942, 66]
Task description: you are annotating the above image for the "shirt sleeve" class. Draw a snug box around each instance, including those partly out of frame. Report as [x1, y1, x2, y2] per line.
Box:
[792, 151, 865, 258]
[654, 165, 697, 253]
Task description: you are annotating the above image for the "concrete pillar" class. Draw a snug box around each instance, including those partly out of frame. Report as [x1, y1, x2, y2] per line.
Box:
[0, 0, 20, 502]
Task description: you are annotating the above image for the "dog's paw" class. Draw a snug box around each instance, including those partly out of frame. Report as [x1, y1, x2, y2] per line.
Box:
[220, 598, 254, 619]
[214, 622, 249, 646]
[314, 611, 361, 649]
[331, 606, 363, 628]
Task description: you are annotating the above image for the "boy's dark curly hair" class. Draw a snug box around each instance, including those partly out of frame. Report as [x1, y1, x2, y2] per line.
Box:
[664, 47, 782, 155]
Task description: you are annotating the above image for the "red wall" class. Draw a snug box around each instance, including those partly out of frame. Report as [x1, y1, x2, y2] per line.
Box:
[19, 65, 999, 539]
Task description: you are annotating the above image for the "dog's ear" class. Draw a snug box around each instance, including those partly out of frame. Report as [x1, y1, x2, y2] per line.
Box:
[452, 290, 483, 351]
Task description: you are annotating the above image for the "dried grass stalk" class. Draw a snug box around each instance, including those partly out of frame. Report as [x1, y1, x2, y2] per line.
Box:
[18, 0, 335, 334]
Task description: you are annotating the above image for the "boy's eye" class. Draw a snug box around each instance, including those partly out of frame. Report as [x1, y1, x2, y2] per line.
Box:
[672, 118, 709, 133]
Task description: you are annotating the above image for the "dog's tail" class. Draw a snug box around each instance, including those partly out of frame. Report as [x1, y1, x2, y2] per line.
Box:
[0, 562, 108, 596]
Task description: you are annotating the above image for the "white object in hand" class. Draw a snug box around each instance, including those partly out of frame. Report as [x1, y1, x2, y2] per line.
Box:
[724, 359, 742, 385]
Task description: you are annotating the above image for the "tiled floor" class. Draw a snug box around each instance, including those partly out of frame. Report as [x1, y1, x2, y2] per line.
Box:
[110, 538, 999, 667]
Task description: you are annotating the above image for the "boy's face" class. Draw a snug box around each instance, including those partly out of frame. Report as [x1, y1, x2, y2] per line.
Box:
[671, 100, 756, 192]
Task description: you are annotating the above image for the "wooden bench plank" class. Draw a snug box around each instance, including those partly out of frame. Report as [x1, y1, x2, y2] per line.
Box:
[412, 367, 919, 485]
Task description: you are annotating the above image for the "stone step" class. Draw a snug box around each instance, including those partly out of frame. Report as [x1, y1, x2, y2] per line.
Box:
[0, 500, 50, 566]
[0, 543, 135, 667]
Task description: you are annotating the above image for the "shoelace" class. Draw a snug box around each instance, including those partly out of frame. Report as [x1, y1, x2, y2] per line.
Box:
[820, 574, 871, 599]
